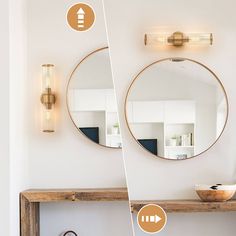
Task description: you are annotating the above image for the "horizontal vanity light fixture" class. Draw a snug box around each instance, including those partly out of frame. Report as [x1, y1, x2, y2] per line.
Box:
[144, 32, 213, 47]
[40, 64, 56, 133]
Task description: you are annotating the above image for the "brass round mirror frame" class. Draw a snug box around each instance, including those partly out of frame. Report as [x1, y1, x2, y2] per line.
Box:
[66, 46, 121, 149]
[124, 57, 229, 161]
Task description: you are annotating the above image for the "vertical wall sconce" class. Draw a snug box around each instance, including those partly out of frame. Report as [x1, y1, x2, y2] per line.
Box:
[144, 32, 213, 47]
[40, 64, 56, 132]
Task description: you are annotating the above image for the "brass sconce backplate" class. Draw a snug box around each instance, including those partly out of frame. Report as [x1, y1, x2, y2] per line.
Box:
[41, 88, 56, 109]
[168, 31, 189, 46]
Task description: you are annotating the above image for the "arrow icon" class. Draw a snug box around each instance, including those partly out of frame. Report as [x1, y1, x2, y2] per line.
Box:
[137, 204, 167, 233]
[77, 8, 85, 15]
[141, 215, 162, 223]
[77, 8, 85, 28]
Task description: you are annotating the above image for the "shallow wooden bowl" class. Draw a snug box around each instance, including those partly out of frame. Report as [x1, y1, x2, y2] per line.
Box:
[195, 184, 236, 202]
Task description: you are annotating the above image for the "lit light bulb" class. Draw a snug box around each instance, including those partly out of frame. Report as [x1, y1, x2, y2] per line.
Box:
[46, 110, 51, 120]
[45, 76, 50, 88]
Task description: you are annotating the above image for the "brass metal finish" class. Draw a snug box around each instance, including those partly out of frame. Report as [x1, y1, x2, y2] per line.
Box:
[210, 33, 213, 45]
[144, 34, 147, 45]
[66, 47, 121, 149]
[40, 88, 56, 109]
[42, 64, 54, 67]
[167, 31, 189, 46]
[124, 57, 229, 161]
[43, 129, 54, 133]
[170, 58, 186, 62]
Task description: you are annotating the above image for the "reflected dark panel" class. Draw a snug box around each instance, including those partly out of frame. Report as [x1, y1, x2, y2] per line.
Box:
[80, 127, 99, 144]
[138, 139, 158, 155]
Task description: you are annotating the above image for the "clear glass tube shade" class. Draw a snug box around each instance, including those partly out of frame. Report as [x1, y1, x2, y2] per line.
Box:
[41, 106, 55, 132]
[187, 33, 213, 45]
[42, 64, 55, 90]
[145, 33, 170, 45]
[41, 64, 55, 133]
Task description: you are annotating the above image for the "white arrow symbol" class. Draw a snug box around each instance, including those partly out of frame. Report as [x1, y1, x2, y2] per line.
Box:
[77, 8, 85, 28]
[142, 215, 162, 223]
[153, 215, 162, 223]
[77, 8, 85, 15]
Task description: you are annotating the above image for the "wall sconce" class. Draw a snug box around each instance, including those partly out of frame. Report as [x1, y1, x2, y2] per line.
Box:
[144, 32, 213, 47]
[40, 64, 56, 132]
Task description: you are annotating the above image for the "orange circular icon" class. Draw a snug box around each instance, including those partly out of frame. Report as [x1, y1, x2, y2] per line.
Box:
[137, 204, 167, 234]
[67, 3, 95, 31]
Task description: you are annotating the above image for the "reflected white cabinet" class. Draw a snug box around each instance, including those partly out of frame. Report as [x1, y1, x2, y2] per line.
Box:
[126, 99, 196, 158]
[164, 100, 195, 124]
[132, 101, 164, 123]
[127, 100, 194, 124]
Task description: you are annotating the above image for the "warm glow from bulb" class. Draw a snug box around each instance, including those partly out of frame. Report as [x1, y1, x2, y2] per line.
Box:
[157, 36, 167, 43]
[46, 110, 51, 120]
[45, 76, 50, 88]
[145, 33, 169, 45]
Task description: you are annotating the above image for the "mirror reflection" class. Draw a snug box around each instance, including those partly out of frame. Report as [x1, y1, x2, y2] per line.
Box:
[126, 58, 228, 160]
[67, 47, 122, 148]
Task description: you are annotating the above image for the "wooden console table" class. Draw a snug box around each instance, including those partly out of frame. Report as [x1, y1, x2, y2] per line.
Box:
[20, 188, 236, 236]
[20, 188, 128, 236]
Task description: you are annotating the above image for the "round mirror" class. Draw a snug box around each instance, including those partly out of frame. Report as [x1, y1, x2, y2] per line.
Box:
[125, 58, 228, 160]
[67, 47, 122, 148]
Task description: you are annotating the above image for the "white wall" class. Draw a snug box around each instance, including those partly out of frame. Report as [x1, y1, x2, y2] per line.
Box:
[27, 0, 132, 235]
[9, 0, 30, 236]
[27, 0, 127, 188]
[103, 0, 236, 235]
[0, 1, 29, 235]
[41, 202, 131, 236]
[0, 1, 10, 235]
[132, 212, 236, 236]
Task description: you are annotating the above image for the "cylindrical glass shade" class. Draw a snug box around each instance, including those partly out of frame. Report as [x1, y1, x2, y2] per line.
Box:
[41, 64, 55, 133]
[188, 33, 213, 45]
[42, 106, 55, 132]
[144, 33, 169, 46]
[42, 64, 55, 90]
[145, 33, 213, 46]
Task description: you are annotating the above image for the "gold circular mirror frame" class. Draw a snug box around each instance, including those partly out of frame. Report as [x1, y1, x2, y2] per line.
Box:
[125, 57, 229, 160]
[66, 46, 121, 149]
